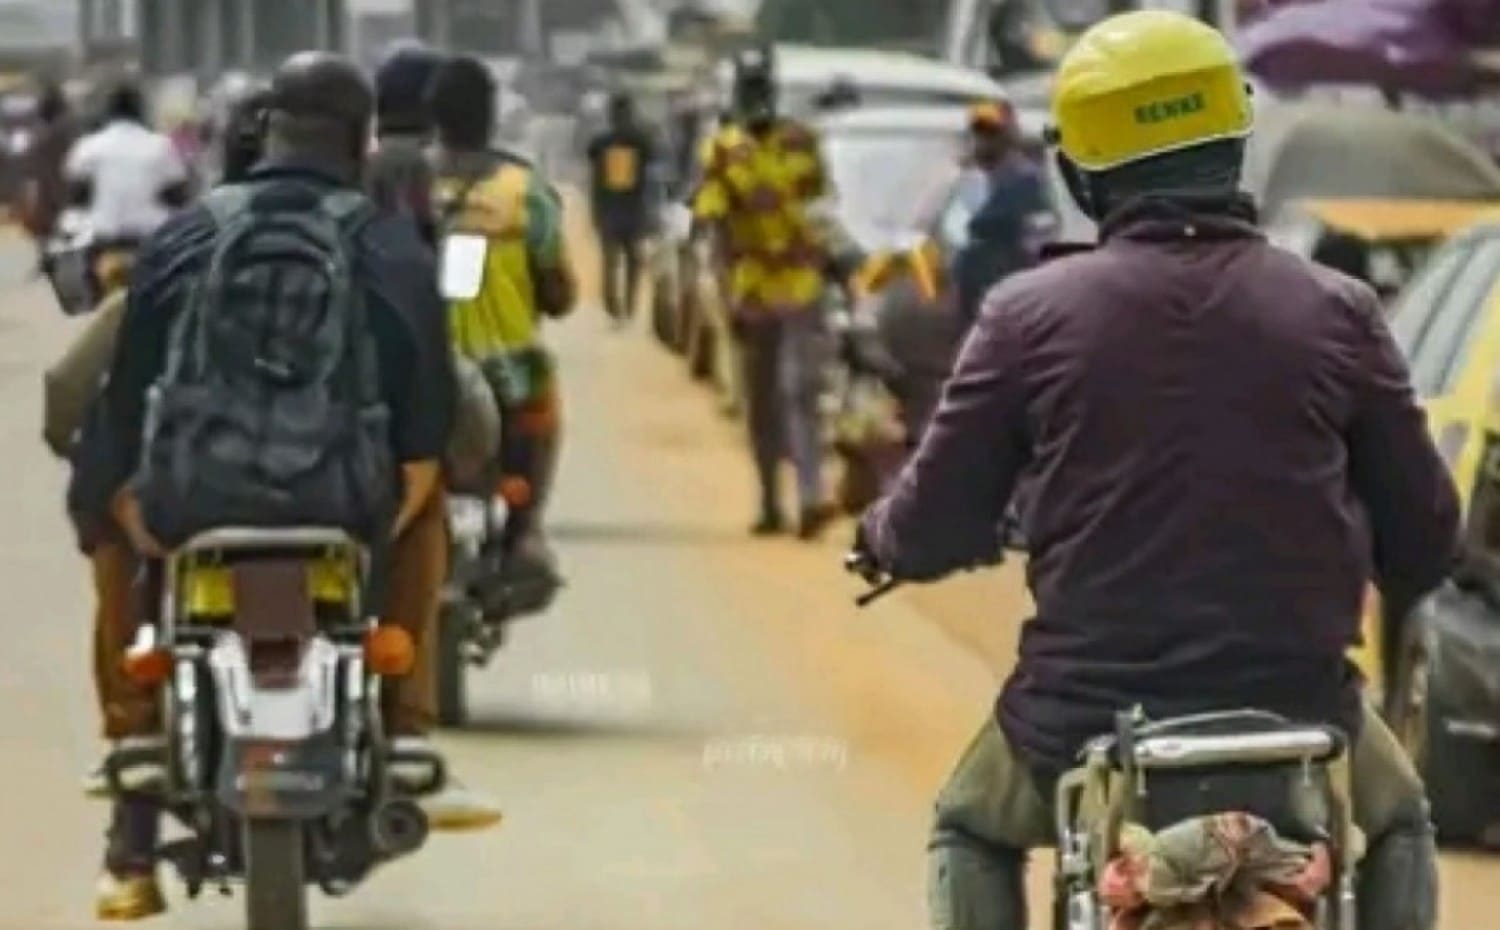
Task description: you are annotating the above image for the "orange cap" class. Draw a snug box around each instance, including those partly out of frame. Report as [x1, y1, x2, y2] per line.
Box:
[968, 101, 1012, 132]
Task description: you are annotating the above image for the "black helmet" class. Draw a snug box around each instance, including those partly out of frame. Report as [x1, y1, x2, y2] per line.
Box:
[731, 44, 777, 128]
[375, 39, 444, 134]
[220, 84, 271, 183]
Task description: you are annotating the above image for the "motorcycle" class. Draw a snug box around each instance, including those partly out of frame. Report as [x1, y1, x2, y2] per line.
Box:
[105, 527, 445, 930]
[435, 351, 564, 726]
[845, 550, 1361, 930]
[41, 208, 136, 316]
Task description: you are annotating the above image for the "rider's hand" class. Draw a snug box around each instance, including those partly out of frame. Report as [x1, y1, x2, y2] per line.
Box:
[111, 488, 165, 558]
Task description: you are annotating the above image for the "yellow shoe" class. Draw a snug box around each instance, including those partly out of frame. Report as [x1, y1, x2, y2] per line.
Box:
[95, 872, 166, 921]
[420, 784, 505, 833]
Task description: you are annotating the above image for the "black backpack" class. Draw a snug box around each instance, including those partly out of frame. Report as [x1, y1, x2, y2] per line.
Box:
[136, 181, 396, 546]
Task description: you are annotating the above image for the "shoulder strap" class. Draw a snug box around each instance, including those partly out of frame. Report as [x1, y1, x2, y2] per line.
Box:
[439, 173, 486, 230]
[320, 187, 373, 224]
[202, 182, 254, 230]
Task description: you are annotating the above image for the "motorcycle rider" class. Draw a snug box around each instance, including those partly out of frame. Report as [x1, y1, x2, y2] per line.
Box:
[693, 45, 839, 540]
[369, 40, 444, 247]
[69, 51, 500, 921]
[856, 13, 1458, 930]
[63, 81, 190, 266]
[427, 54, 576, 616]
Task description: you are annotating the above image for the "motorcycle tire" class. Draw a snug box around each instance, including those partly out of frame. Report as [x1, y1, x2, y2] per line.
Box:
[436, 603, 471, 728]
[689, 319, 717, 382]
[652, 278, 676, 348]
[244, 819, 307, 930]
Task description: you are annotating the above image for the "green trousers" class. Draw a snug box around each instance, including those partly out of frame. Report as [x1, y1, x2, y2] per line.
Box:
[929, 702, 1436, 930]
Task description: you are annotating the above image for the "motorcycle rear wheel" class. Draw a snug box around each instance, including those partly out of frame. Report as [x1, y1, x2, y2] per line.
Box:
[244, 819, 308, 930]
[436, 602, 472, 727]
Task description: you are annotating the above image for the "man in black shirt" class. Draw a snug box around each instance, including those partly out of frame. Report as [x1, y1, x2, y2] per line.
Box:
[71, 52, 497, 921]
[586, 92, 656, 324]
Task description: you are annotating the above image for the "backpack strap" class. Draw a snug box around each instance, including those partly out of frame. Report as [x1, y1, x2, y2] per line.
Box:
[320, 187, 375, 224]
[201, 183, 254, 231]
[165, 183, 256, 383]
[314, 187, 384, 406]
[438, 172, 485, 233]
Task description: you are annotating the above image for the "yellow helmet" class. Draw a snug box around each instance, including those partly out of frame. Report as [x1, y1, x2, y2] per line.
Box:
[1050, 11, 1252, 173]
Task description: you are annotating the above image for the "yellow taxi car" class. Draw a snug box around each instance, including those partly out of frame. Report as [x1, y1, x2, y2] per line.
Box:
[1266, 198, 1497, 303]
[1369, 207, 1500, 841]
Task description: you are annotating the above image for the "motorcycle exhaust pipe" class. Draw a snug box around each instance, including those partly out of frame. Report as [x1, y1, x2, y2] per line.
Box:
[369, 799, 428, 857]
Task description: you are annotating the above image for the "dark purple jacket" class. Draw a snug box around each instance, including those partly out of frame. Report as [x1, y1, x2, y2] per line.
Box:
[863, 196, 1460, 781]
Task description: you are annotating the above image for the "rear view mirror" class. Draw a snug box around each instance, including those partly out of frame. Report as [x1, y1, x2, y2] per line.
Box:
[439, 234, 488, 301]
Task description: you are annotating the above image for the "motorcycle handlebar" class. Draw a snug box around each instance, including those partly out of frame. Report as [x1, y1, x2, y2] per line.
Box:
[845, 542, 1012, 609]
[845, 549, 902, 607]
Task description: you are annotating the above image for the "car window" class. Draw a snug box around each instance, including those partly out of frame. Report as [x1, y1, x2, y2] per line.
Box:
[787, 86, 997, 118]
[1391, 243, 1469, 363]
[757, 0, 945, 53]
[822, 128, 965, 244]
[1406, 238, 1500, 398]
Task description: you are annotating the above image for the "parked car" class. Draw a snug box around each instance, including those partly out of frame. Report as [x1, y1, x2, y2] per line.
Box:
[1264, 198, 1497, 302]
[768, 44, 1012, 116]
[847, 104, 1083, 309]
[1366, 208, 1500, 842]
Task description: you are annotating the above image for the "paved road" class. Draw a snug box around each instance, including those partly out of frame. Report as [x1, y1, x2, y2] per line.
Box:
[0, 219, 1493, 928]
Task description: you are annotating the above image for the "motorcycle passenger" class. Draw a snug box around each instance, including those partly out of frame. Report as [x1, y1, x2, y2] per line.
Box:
[68, 51, 500, 921]
[856, 13, 1458, 930]
[586, 91, 657, 325]
[63, 82, 190, 290]
[427, 54, 576, 616]
[693, 45, 839, 540]
[369, 40, 444, 248]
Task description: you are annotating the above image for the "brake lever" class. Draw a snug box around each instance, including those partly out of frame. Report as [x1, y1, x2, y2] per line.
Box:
[854, 577, 902, 608]
[845, 549, 901, 607]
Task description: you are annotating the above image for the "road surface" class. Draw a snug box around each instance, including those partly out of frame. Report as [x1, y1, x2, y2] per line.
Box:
[0, 220, 1493, 928]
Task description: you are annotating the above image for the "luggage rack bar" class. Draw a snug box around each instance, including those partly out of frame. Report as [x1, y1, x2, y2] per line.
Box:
[176, 527, 357, 555]
[1133, 729, 1340, 769]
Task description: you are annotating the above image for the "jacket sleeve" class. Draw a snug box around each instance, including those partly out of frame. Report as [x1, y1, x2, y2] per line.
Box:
[370, 219, 456, 463]
[860, 291, 1031, 580]
[66, 215, 191, 546]
[1345, 292, 1461, 615]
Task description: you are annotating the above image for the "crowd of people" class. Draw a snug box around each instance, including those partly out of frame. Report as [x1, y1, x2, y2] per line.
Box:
[9, 7, 1472, 929]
